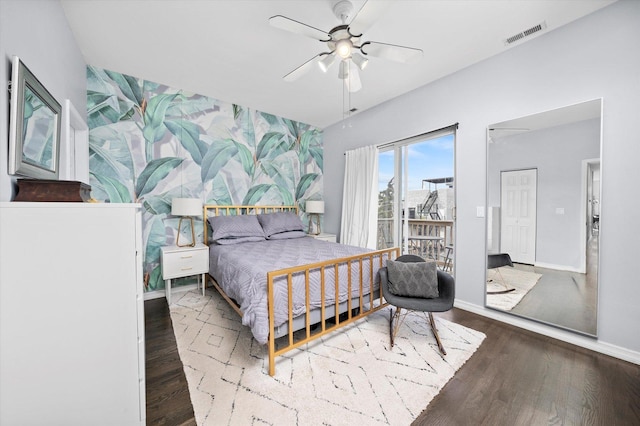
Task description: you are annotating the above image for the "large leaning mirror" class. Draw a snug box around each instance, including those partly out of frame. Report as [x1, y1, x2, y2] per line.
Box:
[486, 98, 602, 337]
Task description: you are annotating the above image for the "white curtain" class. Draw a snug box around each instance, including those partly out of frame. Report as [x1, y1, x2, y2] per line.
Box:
[340, 145, 379, 249]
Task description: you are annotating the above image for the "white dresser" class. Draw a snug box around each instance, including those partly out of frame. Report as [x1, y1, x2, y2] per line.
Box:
[0, 202, 146, 426]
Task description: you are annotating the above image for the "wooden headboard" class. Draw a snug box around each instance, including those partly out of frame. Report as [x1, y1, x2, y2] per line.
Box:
[203, 205, 299, 245]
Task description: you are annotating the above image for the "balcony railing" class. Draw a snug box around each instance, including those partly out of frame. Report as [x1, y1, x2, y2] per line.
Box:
[377, 218, 454, 270]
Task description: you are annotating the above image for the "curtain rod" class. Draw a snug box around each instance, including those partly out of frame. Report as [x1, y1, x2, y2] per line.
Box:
[377, 122, 459, 150]
[343, 122, 459, 155]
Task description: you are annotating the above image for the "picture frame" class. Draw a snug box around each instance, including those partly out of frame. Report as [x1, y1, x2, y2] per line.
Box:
[8, 56, 62, 180]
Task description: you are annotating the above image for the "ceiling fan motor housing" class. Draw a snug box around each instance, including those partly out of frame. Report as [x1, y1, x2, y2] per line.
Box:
[333, 0, 355, 23]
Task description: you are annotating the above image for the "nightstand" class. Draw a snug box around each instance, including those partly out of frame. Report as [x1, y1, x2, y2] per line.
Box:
[161, 243, 209, 304]
[310, 233, 337, 243]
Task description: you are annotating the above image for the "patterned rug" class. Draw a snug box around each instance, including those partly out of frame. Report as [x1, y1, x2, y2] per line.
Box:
[486, 266, 543, 311]
[169, 289, 486, 426]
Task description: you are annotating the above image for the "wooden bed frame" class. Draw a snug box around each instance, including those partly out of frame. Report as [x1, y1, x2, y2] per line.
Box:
[203, 204, 399, 375]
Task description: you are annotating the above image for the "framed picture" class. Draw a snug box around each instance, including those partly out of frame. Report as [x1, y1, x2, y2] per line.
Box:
[8, 56, 62, 180]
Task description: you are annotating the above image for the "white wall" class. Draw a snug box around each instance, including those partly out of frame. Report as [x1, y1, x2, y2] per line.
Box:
[323, 0, 640, 356]
[488, 118, 601, 270]
[0, 0, 86, 201]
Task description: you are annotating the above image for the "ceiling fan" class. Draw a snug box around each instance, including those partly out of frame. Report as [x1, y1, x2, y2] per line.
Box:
[269, 0, 423, 92]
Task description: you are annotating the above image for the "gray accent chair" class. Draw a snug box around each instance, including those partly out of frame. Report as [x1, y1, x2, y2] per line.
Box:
[379, 254, 455, 355]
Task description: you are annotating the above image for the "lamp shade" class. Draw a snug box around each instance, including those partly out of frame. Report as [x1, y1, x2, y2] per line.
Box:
[318, 53, 336, 73]
[306, 200, 324, 214]
[171, 198, 202, 216]
[338, 60, 349, 79]
[351, 52, 369, 70]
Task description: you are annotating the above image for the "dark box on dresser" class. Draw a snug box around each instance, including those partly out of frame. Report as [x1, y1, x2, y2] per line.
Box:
[15, 179, 92, 202]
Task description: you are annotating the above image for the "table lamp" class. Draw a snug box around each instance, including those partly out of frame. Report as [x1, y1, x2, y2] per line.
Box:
[306, 200, 324, 235]
[171, 197, 202, 247]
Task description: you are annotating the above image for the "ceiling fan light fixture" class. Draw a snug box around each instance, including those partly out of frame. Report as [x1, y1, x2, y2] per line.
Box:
[351, 52, 369, 70]
[271, 1, 422, 91]
[336, 39, 352, 59]
[338, 60, 349, 79]
[318, 53, 336, 72]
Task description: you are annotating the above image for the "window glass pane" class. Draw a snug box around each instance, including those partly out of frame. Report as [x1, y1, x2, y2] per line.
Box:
[377, 149, 395, 249]
[378, 132, 455, 272]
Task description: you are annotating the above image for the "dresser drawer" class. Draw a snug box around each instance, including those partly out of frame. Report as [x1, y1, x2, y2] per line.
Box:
[162, 246, 209, 280]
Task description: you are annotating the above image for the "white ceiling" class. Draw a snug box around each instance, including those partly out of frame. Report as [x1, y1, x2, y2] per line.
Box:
[488, 98, 602, 140]
[60, 0, 615, 129]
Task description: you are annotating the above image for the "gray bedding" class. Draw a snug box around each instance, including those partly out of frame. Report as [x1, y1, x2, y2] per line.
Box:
[209, 237, 386, 344]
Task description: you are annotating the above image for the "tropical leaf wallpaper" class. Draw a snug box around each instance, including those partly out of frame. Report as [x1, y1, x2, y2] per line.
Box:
[87, 66, 323, 292]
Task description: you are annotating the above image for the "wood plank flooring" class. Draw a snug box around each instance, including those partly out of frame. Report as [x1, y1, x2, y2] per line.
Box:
[415, 308, 640, 425]
[145, 298, 640, 425]
[508, 235, 599, 335]
[145, 298, 196, 426]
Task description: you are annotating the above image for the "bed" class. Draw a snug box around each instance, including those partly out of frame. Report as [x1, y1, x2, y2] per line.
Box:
[203, 205, 399, 375]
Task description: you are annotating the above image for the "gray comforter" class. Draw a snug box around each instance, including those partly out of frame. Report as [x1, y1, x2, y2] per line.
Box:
[209, 237, 384, 344]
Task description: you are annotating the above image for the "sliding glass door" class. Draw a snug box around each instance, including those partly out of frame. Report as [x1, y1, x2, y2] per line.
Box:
[377, 127, 456, 272]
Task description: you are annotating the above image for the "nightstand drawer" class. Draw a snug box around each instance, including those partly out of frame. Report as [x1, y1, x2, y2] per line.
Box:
[162, 247, 208, 280]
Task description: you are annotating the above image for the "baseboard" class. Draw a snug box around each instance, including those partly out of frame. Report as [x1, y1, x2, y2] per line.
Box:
[454, 300, 640, 366]
[533, 261, 584, 274]
[143, 283, 200, 301]
[144, 290, 165, 301]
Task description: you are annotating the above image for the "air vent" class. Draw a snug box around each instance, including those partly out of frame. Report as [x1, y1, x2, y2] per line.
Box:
[504, 21, 547, 46]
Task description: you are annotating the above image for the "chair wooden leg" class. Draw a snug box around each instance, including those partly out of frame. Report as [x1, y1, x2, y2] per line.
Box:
[389, 308, 395, 348]
[390, 307, 404, 348]
[428, 312, 447, 356]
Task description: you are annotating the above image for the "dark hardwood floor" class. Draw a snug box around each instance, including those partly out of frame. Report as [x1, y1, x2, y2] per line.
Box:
[145, 298, 640, 425]
[415, 308, 640, 425]
[145, 298, 196, 426]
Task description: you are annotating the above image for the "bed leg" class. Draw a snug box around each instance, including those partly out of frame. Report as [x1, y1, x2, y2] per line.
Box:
[268, 338, 276, 376]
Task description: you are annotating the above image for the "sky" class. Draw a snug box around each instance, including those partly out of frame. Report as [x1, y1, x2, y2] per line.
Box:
[378, 133, 454, 192]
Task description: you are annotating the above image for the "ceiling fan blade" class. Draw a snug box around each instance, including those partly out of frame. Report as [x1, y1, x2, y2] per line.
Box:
[348, 0, 393, 36]
[283, 54, 322, 82]
[269, 15, 329, 41]
[346, 62, 362, 93]
[360, 41, 423, 64]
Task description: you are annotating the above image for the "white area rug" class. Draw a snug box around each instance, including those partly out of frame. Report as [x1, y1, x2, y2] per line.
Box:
[169, 289, 486, 425]
[486, 266, 542, 311]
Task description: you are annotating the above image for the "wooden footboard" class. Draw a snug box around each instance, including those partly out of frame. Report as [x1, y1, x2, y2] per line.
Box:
[266, 247, 399, 376]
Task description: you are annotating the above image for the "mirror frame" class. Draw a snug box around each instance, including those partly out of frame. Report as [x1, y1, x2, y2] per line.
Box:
[485, 99, 602, 337]
[8, 56, 62, 180]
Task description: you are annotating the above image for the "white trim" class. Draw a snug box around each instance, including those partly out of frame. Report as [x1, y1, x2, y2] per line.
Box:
[454, 300, 640, 365]
[144, 290, 166, 301]
[62, 99, 89, 184]
[533, 261, 583, 273]
[144, 283, 201, 301]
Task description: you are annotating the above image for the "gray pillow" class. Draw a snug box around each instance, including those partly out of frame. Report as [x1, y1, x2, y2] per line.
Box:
[257, 212, 304, 237]
[386, 260, 439, 298]
[208, 215, 265, 242]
